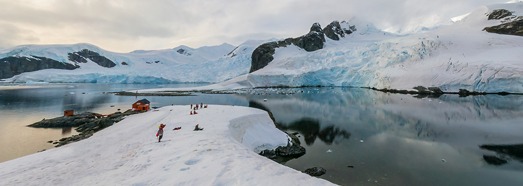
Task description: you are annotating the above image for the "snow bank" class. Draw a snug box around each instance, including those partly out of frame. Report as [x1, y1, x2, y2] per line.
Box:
[0, 105, 333, 185]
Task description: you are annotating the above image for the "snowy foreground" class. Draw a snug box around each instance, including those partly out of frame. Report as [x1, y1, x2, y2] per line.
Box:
[0, 105, 333, 186]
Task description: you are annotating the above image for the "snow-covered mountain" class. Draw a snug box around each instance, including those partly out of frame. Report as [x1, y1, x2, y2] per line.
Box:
[0, 41, 262, 83]
[213, 2, 523, 93]
[2, 2, 523, 93]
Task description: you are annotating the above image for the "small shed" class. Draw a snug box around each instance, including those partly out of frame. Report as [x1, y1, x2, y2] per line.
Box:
[64, 110, 74, 117]
[133, 99, 151, 111]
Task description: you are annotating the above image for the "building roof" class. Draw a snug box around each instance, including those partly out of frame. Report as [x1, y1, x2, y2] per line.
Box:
[135, 99, 150, 104]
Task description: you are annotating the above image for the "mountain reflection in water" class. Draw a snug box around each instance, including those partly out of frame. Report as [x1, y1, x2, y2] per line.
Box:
[241, 87, 523, 186]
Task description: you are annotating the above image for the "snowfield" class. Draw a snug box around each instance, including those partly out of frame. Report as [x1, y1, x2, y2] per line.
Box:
[129, 2, 523, 94]
[2, 3, 523, 93]
[0, 105, 333, 186]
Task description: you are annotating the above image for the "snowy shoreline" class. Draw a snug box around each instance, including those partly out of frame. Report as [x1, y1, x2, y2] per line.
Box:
[0, 105, 334, 185]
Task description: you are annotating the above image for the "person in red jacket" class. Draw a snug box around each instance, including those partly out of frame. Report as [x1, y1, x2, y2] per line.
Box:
[156, 124, 166, 142]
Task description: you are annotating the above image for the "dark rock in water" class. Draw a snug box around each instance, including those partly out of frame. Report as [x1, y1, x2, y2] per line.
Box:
[483, 155, 508, 165]
[29, 112, 101, 128]
[259, 132, 306, 163]
[68, 49, 116, 68]
[275, 144, 306, 157]
[484, 18, 523, 36]
[0, 56, 78, 79]
[487, 9, 513, 20]
[303, 167, 326, 177]
[30, 109, 142, 147]
[259, 149, 277, 159]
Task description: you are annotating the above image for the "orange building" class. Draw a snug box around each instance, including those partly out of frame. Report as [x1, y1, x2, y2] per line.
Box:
[132, 99, 151, 111]
[64, 110, 74, 116]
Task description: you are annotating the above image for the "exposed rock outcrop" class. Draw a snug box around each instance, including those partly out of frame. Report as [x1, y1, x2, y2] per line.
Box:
[68, 49, 116, 68]
[30, 109, 143, 147]
[0, 56, 78, 79]
[484, 18, 523, 36]
[487, 9, 513, 20]
[250, 21, 356, 73]
[324, 21, 356, 41]
[484, 9, 523, 36]
[302, 167, 326, 177]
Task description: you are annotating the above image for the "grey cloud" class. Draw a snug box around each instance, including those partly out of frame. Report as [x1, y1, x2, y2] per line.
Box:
[0, 0, 512, 52]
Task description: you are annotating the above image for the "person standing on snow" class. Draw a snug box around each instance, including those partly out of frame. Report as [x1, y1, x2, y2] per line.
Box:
[156, 124, 166, 142]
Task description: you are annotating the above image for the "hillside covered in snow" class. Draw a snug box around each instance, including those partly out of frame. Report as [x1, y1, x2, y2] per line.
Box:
[0, 41, 260, 83]
[221, 2, 523, 93]
[2, 2, 523, 93]
[0, 105, 333, 185]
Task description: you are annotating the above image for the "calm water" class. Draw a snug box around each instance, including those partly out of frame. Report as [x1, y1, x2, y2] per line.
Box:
[1, 84, 523, 186]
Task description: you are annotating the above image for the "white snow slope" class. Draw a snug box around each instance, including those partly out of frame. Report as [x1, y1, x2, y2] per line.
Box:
[1, 41, 262, 83]
[4, 3, 523, 93]
[0, 105, 333, 186]
[236, 2, 523, 93]
[130, 2, 523, 94]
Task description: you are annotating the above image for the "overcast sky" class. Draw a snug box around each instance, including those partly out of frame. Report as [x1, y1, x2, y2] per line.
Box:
[0, 0, 514, 52]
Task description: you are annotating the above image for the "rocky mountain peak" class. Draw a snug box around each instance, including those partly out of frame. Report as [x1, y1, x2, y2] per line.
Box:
[484, 9, 523, 36]
[310, 23, 323, 33]
[488, 9, 513, 20]
[324, 21, 357, 41]
[250, 20, 358, 73]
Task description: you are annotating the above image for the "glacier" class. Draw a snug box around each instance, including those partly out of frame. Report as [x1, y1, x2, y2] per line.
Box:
[2, 2, 523, 93]
[210, 2, 523, 93]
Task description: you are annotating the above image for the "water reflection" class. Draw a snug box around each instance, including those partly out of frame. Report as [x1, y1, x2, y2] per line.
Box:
[240, 87, 523, 186]
[61, 127, 72, 135]
[280, 118, 350, 145]
[481, 144, 523, 166]
[249, 100, 351, 145]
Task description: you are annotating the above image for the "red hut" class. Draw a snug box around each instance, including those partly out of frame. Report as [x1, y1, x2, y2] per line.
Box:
[132, 99, 151, 111]
[64, 110, 74, 117]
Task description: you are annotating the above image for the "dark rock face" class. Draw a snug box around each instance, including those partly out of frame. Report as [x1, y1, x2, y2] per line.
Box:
[0, 56, 78, 79]
[324, 21, 344, 40]
[250, 22, 322, 73]
[302, 167, 326, 177]
[488, 9, 513, 20]
[68, 49, 116, 68]
[484, 19, 523, 36]
[250, 21, 356, 73]
[324, 21, 356, 41]
[250, 39, 294, 73]
[293, 23, 325, 52]
[176, 48, 191, 56]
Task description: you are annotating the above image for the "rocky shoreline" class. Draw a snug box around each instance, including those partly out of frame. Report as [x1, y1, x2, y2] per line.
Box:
[365, 86, 523, 97]
[30, 109, 144, 147]
[113, 85, 523, 98]
[113, 91, 194, 96]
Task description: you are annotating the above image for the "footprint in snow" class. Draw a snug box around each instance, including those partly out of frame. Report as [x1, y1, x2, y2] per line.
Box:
[184, 159, 200, 165]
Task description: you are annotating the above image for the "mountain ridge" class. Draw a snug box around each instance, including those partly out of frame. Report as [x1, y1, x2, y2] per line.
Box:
[2, 2, 523, 93]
